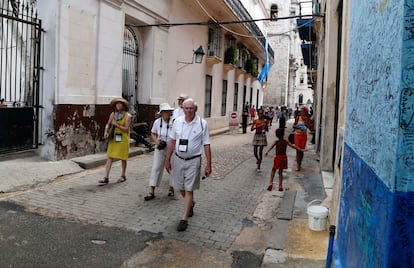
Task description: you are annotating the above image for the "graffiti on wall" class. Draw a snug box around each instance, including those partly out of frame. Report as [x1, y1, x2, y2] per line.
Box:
[396, 2, 414, 191]
[338, 144, 414, 267]
[389, 192, 414, 266]
[346, 0, 403, 188]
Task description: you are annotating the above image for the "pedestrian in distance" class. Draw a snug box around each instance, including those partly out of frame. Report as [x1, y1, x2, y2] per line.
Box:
[172, 93, 189, 120]
[265, 128, 307, 191]
[278, 106, 287, 129]
[241, 101, 250, 134]
[251, 109, 268, 172]
[249, 105, 256, 124]
[293, 106, 313, 171]
[165, 98, 212, 232]
[100, 98, 131, 184]
[268, 106, 275, 127]
[144, 103, 175, 201]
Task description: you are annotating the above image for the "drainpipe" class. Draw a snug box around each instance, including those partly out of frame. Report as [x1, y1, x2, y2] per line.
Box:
[326, 225, 336, 268]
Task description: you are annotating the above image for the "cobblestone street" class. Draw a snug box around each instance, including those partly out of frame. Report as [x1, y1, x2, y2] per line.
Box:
[5, 129, 274, 250]
[2, 125, 328, 267]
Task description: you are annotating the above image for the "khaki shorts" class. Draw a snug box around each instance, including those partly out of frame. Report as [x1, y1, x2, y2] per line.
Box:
[171, 154, 201, 191]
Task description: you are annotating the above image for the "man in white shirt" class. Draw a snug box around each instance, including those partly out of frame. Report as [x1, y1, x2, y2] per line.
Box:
[165, 98, 212, 232]
[172, 93, 188, 120]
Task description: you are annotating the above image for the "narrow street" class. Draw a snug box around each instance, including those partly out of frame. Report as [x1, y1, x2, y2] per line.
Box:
[0, 123, 328, 267]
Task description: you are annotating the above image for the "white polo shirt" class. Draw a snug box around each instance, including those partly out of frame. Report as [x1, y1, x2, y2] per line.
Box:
[173, 107, 184, 120]
[151, 117, 173, 142]
[170, 115, 210, 158]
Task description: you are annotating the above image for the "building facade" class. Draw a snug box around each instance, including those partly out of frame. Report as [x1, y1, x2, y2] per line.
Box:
[263, 0, 314, 109]
[0, 0, 274, 160]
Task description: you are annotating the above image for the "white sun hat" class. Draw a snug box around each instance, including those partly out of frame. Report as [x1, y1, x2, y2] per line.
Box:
[158, 103, 174, 114]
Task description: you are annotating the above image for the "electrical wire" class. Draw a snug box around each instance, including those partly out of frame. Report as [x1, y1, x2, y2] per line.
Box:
[126, 16, 318, 39]
[194, 0, 257, 39]
[125, 1, 321, 41]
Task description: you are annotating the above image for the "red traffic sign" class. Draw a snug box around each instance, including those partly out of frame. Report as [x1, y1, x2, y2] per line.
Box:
[231, 112, 237, 118]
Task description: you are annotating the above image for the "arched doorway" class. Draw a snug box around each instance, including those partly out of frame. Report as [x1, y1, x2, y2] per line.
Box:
[122, 26, 139, 114]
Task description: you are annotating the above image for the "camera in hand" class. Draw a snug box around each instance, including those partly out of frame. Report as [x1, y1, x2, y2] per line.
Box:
[157, 140, 167, 150]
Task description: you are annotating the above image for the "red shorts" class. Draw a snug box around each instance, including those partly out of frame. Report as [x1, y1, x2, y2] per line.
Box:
[273, 155, 288, 169]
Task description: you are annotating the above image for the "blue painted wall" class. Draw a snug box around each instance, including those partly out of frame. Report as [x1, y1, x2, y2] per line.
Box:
[345, 0, 403, 189]
[336, 0, 414, 267]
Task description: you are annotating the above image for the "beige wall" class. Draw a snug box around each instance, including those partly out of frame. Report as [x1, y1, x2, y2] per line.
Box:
[316, 0, 340, 171]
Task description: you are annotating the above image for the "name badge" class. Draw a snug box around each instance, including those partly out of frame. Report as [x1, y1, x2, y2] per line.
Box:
[178, 139, 188, 152]
[115, 133, 122, 142]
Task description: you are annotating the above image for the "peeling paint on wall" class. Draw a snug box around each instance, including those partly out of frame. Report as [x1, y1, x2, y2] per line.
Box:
[51, 104, 111, 160]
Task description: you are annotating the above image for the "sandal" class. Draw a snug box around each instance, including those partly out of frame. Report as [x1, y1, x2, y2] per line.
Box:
[144, 193, 155, 201]
[168, 188, 175, 197]
[278, 187, 284, 191]
[98, 177, 109, 184]
[117, 176, 127, 183]
[267, 183, 273, 191]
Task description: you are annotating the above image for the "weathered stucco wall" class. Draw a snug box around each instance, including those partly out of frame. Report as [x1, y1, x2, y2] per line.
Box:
[336, 1, 414, 267]
[344, 0, 403, 187]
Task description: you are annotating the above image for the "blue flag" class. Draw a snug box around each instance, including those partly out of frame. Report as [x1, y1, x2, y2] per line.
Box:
[258, 37, 271, 83]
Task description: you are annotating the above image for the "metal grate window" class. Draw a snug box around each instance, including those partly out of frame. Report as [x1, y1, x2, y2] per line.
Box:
[208, 25, 222, 57]
[204, 75, 212, 118]
[221, 80, 227, 116]
[122, 26, 138, 109]
[233, 83, 238, 111]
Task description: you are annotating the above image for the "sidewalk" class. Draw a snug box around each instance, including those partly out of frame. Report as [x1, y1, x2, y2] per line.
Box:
[0, 123, 331, 267]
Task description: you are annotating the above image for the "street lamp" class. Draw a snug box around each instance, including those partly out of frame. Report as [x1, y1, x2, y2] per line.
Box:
[193, 46, 205, 63]
[177, 45, 205, 66]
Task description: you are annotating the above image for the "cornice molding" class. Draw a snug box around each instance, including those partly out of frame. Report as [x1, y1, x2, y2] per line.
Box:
[102, 0, 123, 10]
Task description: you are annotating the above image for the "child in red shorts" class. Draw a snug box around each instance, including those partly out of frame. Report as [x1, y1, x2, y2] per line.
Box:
[265, 128, 307, 191]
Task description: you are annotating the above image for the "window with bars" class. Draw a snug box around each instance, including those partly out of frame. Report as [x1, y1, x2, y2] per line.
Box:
[233, 83, 239, 111]
[249, 87, 253, 106]
[221, 80, 228, 116]
[208, 25, 222, 57]
[204, 75, 212, 118]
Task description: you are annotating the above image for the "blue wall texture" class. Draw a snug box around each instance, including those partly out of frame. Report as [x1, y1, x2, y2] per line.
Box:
[336, 0, 414, 267]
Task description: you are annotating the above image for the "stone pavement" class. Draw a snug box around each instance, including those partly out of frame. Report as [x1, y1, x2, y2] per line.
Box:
[0, 121, 331, 267]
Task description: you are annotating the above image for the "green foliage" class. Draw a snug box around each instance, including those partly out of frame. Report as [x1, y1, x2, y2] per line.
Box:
[224, 47, 237, 65]
[245, 58, 258, 76]
[251, 59, 258, 77]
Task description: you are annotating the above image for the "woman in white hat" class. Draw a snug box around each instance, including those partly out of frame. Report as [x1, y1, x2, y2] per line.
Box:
[144, 103, 175, 200]
[100, 98, 131, 184]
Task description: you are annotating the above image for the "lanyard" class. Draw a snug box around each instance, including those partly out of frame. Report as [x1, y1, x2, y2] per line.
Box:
[159, 119, 169, 140]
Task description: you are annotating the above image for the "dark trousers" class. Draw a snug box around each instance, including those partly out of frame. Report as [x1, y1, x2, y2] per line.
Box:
[242, 114, 248, 134]
[279, 119, 286, 129]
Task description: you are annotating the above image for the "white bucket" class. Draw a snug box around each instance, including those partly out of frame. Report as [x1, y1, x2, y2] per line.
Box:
[307, 200, 329, 231]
